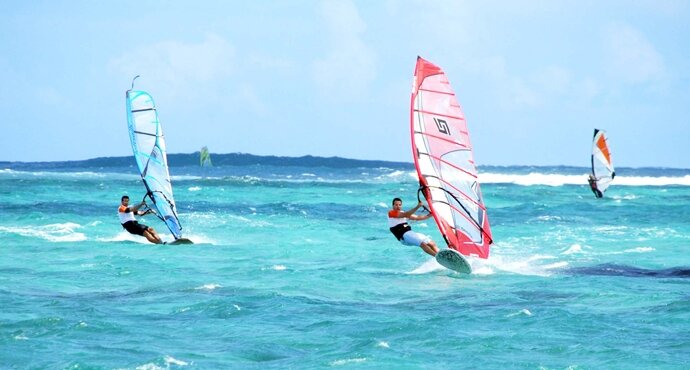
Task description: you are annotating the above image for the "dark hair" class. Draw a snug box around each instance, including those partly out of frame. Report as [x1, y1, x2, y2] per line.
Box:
[121, 195, 130, 201]
[392, 197, 402, 206]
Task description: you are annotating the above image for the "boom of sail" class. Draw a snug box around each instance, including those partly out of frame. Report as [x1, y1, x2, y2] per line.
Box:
[410, 56, 492, 259]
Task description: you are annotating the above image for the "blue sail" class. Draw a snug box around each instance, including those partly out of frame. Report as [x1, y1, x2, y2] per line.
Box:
[125, 84, 183, 240]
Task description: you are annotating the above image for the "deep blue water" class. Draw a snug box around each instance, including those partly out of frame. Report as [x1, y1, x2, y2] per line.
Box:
[1, 154, 689, 369]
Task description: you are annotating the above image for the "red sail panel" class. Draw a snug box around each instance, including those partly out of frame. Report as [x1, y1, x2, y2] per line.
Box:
[410, 56, 492, 259]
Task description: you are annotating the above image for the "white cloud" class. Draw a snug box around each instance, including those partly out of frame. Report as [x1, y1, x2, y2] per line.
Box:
[471, 57, 601, 110]
[312, 0, 376, 99]
[107, 33, 235, 97]
[603, 22, 666, 85]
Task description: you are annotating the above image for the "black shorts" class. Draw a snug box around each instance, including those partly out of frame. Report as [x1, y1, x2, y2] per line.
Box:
[122, 221, 149, 236]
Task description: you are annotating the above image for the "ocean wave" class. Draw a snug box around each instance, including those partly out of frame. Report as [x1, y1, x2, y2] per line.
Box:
[0, 222, 86, 242]
[194, 283, 222, 291]
[97, 231, 151, 244]
[480, 253, 567, 276]
[5, 165, 689, 187]
[135, 355, 190, 369]
[330, 358, 367, 366]
[479, 173, 690, 186]
[0, 169, 138, 180]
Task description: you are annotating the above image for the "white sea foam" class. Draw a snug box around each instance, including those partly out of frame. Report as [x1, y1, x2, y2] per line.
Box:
[98, 231, 150, 244]
[134, 355, 189, 370]
[562, 244, 584, 255]
[470, 263, 496, 275]
[171, 175, 202, 181]
[407, 258, 446, 274]
[480, 172, 579, 186]
[543, 261, 569, 269]
[0, 169, 137, 180]
[195, 283, 222, 290]
[383, 170, 406, 178]
[164, 356, 189, 366]
[596, 246, 655, 256]
[536, 215, 562, 221]
[623, 247, 655, 253]
[261, 265, 287, 271]
[0, 222, 86, 242]
[377, 341, 390, 348]
[507, 309, 533, 317]
[135, 363, 163, 370]
[228, 214, 272, 227]
[485, 254, 565, 276]
[479, 172, 690, 187]
[187, 186, 202, 191]
[331, 358, 366, 366]
[102, 230, 216, 246]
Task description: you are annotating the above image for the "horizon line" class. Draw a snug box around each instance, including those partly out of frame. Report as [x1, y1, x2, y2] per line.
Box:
[1, 152, 689, 171]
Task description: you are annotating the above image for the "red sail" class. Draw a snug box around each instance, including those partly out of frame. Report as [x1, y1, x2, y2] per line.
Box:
[410, 57, 492, 259]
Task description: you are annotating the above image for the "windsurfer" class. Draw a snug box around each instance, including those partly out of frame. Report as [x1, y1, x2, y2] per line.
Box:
[588, 175, 603, 198]
[118, 195, 163, 244]
[388, 198, 440, 257]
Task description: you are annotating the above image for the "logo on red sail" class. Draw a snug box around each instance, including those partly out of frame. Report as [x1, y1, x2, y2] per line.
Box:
[434, 118, 450, 135]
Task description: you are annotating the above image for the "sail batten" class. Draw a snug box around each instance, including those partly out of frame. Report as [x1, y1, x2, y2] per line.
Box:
[418, 150, 477, 176]
[411, 57, 492, 259]
[126, 85, 183, 240]
[415, 110, 466, 121]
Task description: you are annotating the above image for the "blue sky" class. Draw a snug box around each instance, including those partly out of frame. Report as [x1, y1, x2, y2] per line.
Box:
[1, 1, 689, 167]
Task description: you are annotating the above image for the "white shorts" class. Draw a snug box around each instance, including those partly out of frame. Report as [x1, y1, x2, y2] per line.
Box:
[400, 231, 431, 247]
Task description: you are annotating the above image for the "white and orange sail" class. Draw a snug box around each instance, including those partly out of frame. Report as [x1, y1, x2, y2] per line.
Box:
[590, 128, 615, 195]
[410, 56, 492, 259]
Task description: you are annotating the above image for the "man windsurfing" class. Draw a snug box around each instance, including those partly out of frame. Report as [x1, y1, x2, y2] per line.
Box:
[588, 174, 603, 198]
[118, 195, 163, 244]
[388, 197, 440, 257]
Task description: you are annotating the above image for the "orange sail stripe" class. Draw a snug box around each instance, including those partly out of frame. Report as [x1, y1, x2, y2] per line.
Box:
[596, 135, 611, 165]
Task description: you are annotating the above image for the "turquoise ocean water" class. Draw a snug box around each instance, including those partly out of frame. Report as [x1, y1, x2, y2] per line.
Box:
[1, 154, 689, 369]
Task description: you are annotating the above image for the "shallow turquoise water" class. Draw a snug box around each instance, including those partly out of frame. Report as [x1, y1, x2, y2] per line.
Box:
[1, 159, 689, 369]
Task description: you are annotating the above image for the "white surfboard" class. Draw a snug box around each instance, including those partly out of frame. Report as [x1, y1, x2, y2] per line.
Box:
[435, 249, 472, 274]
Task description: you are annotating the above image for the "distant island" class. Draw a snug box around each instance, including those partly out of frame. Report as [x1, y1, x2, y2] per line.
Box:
[0, 152, 412, 170]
